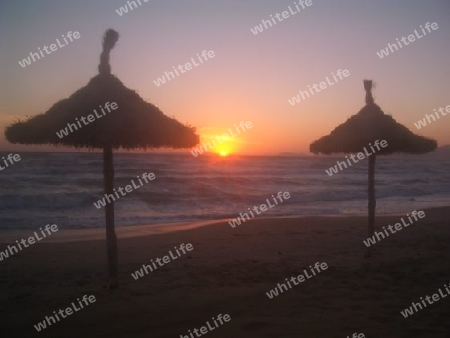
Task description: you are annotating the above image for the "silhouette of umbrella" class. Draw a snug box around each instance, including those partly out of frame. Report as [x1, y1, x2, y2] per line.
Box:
[310, 80, 436, 256]
[5, 29, 199, 287]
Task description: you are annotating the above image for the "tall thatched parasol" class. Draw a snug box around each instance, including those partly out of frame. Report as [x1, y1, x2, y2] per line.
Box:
[5, 29, 199, 287]
[310, 80, 436, 256]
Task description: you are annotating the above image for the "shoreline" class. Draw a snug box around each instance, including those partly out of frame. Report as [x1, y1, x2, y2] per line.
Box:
[1, 206, 448, 244]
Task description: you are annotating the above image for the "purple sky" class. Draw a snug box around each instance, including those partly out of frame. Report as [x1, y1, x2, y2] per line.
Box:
[1, 0, 449, 154]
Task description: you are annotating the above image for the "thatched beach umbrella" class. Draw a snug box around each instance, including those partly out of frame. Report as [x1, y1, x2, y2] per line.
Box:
[310, 80, 436, 256]
[5, 29, 199, 287]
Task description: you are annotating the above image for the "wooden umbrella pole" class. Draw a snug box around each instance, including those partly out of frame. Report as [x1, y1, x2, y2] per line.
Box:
[103, 144, 118, 289]
[99, 30, 119, 288]
[366, 154, 376, 257]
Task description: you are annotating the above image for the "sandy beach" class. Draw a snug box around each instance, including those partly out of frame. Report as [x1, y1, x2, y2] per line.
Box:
[2, 207, 450, 337]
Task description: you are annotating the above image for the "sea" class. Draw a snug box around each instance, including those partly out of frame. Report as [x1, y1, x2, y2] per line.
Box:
[1, 152, 449, 230]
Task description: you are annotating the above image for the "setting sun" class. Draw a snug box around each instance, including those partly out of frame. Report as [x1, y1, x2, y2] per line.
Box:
[219, 150, 228, 157]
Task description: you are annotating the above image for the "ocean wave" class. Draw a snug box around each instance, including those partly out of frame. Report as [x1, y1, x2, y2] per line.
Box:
[1, 153, 449, 229]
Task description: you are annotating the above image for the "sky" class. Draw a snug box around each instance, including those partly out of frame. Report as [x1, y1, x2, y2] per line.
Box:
[0, 0, 449, 155]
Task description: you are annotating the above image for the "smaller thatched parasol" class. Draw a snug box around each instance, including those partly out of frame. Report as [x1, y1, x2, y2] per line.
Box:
[5, 29, 199, 287]
[310, 80, 436, 256]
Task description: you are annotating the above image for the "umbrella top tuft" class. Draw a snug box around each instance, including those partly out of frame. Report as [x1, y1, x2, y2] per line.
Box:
[364, 79, 374, 105]
[99, 29, 119, 75]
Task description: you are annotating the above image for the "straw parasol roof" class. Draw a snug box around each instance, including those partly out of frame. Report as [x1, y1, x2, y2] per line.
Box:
[310, 80, 437, 257]
[310, 81, 436, 155]
[5, 29, 199, 287]
[5, 57, 198, 148]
